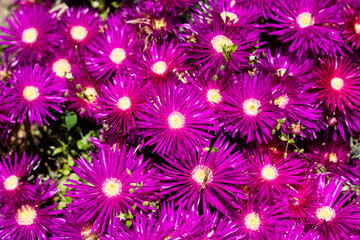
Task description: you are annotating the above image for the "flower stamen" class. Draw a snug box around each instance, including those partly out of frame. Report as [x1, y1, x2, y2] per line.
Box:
[23, 86, 40, 101]
[110, 48, 126, 64]
[261, 164, 279, 180]
[207, 89, 222, 104]
[192, 165, 213, 186]
[102, 178, 122, 198]
[331, 77, 344, 90]
[211, 35, 233, 53]
[16, 205, 37, 226]
[168, 111, 185, 129]
[296, 12, 315, 28]
[4, 175, 19, 190]
[52, 59, 71, 78]
[243, 98, 261, 116]
[316, 206, 336, 222]
[22, 28, 38, 43]
[245, 212, 261, 231]
[117, 96, 131, 111]
[70, 26, 88, 41]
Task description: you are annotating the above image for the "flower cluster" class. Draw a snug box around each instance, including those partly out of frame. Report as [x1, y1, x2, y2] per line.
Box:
[0, 0, 360, 239]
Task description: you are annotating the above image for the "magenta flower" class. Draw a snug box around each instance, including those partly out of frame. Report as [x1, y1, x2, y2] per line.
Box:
[234, 195, 290, 240]
[96, 73, 149, 134]
[137, 39, 189, 86]
[268, 0, 348, 57]
[156, 137, 248, 214]
[0, 4, 60, 64]
[306, 176, 360, 239]
[342, 6, 360, 50]
[307, 138, 360, 185]
[0, 180, 59, 240]
[314, 56, 360, 112]
[137, 84, 213, 155]
[60, 7, 99, 46]
[188, 20, 261, 73]
[6, 65, 66, 126]
[66, 145, 157, 233]
[86, 14, 137, 80]
[221, 72, 282, 144]
[246, 150, 310, 200]
[0, 153, 40, 213]
[67, 69, 102, 119]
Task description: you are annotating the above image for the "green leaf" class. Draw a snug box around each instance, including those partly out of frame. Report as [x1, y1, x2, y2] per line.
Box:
[284, 152, 288, 159]
[288, 139, 295, 144]
[129, 188, 134, 193]
[276, 124, 281, 131]
[212, 75, 218, 81]
[211, 147, 218, 153]
[280, 135, 288, 141]
[229, 44, 238, 53]
[299, 149, 304, 154]
[203, 147, 211, 152]
[130, 183, 137, 186]
[125, 220, 132, 228]
[127, 168, 132, 175]
[132, 204, 137, 210]
[271, 129, 276, 135]
[142, 201, 149, 206]
[65, 111, 77, 131]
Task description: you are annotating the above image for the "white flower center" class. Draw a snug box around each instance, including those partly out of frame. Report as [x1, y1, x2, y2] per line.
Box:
[261, 164, 279, 180]
[331, 77, 344, 90]
[207, 89, 222, 104]
[23, 86, 40, 101]
[296, 12, 314, 28]
[211, 35, 233, 53]
[243, 98, 261, 116]
[16, 205, 37, 226]
[4, 175, 19, 190]
[22, 28, 38, 43]
[117, 96, 131, 110]
[355, 23, 360, 34]
[102, 178, 122, 198]
[245, 212, 261, 231]
[70, 26, 88, 41]
[316, 206, 336, 222]
[274, 94, 289, 109]
[110, 48, 126, 64]
[192, 165, 213, 186]
[52, 58, 71, 77]
[168, 111, 185, 129]
[154, 18, 166, 30]
[220, 12, 238, 24]
[329, 152, 338, 163]
[84, 87, 97, 103]
[152, 61, 167, 75]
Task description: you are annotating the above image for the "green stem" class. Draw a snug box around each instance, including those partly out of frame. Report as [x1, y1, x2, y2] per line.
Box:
[75, 45, 100, 96]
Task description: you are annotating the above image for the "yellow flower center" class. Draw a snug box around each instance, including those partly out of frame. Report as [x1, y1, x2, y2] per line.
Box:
[206, 89, 222, 104]
[168, 111, 185, 129]
[211, 35, 233, 53]
[220, 12, 239, 24]
[261, 164, 279, 180]
[243, 98, 261, 116]
[23, 86, 40, 101]
[84, 87, 97, 103]
[331, 77, 344, 90]
[245, 212, 261, 231]
[154, 18, 167, 30]
[274, 94, 289, 109]
[16, 205, 37, 226]
[316, 206, 336, 222]
[354, 23, 360, 34]
[110, 48, 126, 64]
[102, 178, 122, 198]
[52, 58, 71, 78]
[4, 175, 19, 190]
[329, 152, 338, 163]
[81, 223, 99, 240]
[117, 96, 131, 110]
[152, 61, 167, 75]
[70, 26, 88, 41]
[22, 28, 38, 43]
[296, 12, 315, 28]
[192, 165, 213, 186]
